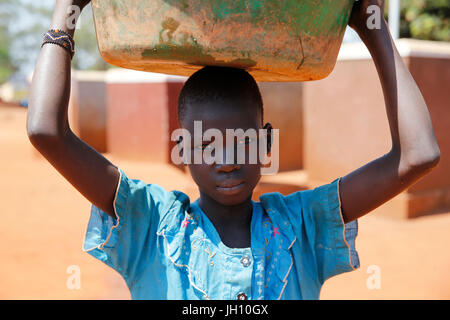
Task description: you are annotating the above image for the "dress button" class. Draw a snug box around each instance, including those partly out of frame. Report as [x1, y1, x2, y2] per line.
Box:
[240, 255, 251, 267]
[236, 292, 248, 300]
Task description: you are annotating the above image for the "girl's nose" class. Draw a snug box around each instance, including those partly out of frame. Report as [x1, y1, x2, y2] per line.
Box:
[215, 146, 241, 172]
[215, 162, 241, 173]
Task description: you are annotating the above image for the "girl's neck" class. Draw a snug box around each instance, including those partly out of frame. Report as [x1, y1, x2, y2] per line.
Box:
[198, 192, 253, 228]
[198, 192, 253, 246]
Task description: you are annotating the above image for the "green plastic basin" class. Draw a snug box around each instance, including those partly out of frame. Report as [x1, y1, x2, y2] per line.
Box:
[92, 0, 354, 81]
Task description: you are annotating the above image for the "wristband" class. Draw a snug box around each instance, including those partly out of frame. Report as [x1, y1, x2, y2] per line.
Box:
[41, 29, 75, 59]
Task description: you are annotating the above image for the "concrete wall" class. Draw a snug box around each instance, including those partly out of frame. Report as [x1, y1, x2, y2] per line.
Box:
[104, 73, 305, 171]
[105, 70, 186, 163]
[303, 39, 450, 218]
[69, 69, 305, 172]
[259, 82, 303, 171]
[69, 71, 107, 153]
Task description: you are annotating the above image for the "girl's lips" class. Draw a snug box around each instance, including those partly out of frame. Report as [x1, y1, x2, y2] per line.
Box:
[216, 182, 246, 195]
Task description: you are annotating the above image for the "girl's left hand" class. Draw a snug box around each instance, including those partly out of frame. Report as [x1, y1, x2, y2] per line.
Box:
[348, 0, 386, 34]
[72, 0, 91, 11]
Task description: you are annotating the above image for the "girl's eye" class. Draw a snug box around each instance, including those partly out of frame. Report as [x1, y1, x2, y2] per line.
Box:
[195, 143, 213, 150]
[238, 137, 253, 145]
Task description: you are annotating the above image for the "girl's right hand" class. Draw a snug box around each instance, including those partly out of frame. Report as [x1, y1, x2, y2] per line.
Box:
[50, 0, 91, 34]
[348, 0, 385, 34]
[72, 0, 91, 11]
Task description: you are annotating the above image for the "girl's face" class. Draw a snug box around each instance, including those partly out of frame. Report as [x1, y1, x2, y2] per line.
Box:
[180, 100, 270, 206]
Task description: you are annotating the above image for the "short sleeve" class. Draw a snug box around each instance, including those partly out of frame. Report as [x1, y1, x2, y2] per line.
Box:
[261, 178, 360, 284]
[82, 168, 175, 285]
[291, 178, 359, 283]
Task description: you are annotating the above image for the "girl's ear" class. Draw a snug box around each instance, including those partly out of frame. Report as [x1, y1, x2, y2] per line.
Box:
[263, 122, 273, 154]
[176, 136, 187, 166]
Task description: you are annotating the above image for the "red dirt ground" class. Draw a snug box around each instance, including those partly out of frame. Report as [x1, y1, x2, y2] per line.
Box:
[1, 105, 449, 299]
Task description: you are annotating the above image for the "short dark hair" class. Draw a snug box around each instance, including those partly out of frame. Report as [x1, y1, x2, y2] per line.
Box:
[177, 66, 263, 124]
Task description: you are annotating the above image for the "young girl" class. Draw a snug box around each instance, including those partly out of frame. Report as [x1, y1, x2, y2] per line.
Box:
[27, 0, 440, 300]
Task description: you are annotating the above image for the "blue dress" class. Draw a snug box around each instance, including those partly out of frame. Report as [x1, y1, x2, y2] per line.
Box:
[83, 168, 359, 300]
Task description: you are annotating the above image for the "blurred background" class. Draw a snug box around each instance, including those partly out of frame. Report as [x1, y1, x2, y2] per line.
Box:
[0, 0, 449, 299]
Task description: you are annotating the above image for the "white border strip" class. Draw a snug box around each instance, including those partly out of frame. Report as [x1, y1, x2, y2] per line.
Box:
[72, 70, 107, 82]
[277, 236, 297, 300]
[105, 69, 188, 84]
[83, 168, 122, 252]
[336, 178, 357, 271]
[157, 228, 210, 300]
[338, 39, 450, 61]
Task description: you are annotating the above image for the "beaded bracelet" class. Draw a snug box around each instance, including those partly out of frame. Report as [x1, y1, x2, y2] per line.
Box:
[42, 29, 75, 59]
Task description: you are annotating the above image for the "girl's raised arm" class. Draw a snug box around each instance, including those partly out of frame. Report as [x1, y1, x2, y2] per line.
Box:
[27, 0, 120, 218]
[338, 0, 440, 223]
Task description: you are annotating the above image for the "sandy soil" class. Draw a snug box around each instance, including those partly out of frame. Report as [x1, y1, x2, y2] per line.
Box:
[1, 105, 449, 299]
